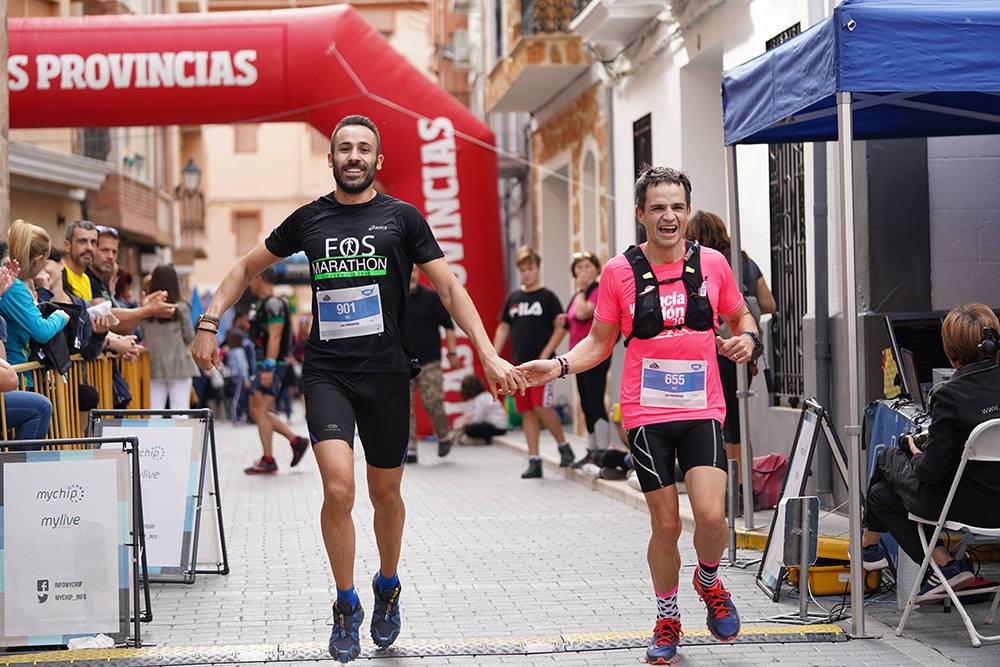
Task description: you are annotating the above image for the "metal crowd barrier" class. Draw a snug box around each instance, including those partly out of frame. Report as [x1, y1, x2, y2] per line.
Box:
[0, 351, 150, 442]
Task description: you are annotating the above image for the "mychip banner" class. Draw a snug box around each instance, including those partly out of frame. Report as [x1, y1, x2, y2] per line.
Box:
[0, 448, 131, 646]
[96, 418, 207, 582]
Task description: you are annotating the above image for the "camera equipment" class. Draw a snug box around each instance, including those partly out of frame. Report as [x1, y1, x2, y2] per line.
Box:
[899, 426, 930, 453]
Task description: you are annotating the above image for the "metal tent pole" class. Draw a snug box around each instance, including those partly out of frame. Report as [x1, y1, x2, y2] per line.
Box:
[837, 91, 866, 638]
[726, 144, 756, 529]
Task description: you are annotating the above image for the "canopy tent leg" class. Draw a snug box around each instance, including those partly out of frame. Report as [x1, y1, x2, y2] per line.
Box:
[837, 91, 869, 639]
[725, 144, 757, 530]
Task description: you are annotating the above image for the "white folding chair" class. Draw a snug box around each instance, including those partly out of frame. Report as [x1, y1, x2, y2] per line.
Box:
[896, 418, 1000, 647]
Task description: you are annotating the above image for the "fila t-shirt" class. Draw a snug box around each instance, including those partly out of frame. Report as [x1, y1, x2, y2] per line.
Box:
[265, 191, 444, 373]
[500, 287, 563, 364]
[594, 245, 744, 430]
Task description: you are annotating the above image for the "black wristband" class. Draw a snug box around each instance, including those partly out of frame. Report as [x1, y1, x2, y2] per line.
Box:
[196, 326, 218, 334]
[557, 356, 569, 378]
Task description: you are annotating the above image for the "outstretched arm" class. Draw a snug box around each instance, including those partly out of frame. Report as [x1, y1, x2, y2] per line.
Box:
[191, 242, 282, 370]
[518, 318, 618, 386]
[420, 257, 524, 400]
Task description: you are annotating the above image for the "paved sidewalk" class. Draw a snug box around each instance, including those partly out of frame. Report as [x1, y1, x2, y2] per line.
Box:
[9, 406, 1000, 665]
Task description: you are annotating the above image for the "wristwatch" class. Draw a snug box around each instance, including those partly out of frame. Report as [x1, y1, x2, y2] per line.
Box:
[742, 331, 763, 352]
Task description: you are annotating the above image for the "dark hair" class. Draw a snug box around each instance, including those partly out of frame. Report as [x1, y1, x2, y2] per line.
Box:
[942, 303, 1000, 365]
[149, 264, 183, 321]
[256, 266, 277, 285]
[65, 219, 97, 241]
[460, 374, 487, 400]
[634, 165, 692, 210]
[331, 115, 381, 155]
[48, 247, 63, 262]
[225, 328, 246, 349]
[115, 268, 134, 301]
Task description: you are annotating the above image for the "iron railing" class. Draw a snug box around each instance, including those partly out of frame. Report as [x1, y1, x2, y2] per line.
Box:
[767, 23, 806, 406]
[1, 352, 150, 442]
[521, 0, 588, 34]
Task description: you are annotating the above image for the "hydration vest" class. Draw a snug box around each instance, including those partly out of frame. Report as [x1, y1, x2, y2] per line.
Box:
[623, 240, 716, 347]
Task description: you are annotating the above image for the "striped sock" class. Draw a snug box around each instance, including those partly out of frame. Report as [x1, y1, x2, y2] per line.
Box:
[697, 559, 720, 589]
[655, 586, 680, 621]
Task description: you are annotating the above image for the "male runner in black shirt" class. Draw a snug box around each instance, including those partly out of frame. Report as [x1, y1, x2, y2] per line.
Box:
[242, 267, 310, 475]
[192, 115, 523, 662]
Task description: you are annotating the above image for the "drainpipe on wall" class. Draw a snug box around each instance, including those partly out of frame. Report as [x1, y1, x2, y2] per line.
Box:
[814, 144, 833, 507]
[810, 0, 834, 508]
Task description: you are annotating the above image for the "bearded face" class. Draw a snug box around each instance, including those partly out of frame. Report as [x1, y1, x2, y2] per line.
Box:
[330, 125, 382, 195]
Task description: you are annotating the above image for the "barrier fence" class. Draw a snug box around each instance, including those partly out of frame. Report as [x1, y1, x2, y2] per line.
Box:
[0, 351, 150, 441]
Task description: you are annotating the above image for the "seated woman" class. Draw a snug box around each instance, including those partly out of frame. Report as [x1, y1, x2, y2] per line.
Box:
[452, 374, 508, 445]
[862, 303, 1000, 603]
[0, 220, 69, 371]
[0, 258, 53, 447]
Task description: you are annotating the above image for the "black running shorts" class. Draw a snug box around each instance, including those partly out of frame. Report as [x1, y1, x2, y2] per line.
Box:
[627, 419, 726, 493]
[302, 368, 411, 469]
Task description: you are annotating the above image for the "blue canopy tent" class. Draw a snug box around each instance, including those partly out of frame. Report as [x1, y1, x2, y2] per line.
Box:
[721, 0, 1000, 636]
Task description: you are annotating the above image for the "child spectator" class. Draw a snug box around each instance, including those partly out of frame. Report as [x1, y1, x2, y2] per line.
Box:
[223, 328, 251, 424]
[451, 374, 508, 445]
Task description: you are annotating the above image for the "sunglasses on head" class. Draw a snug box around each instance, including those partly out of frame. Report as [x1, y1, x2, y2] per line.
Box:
[95, 225, 119, 237]
[572, 251, 594, 260]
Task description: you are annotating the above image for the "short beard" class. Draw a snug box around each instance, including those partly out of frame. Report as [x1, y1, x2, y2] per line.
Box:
[334, 166, 376, 194]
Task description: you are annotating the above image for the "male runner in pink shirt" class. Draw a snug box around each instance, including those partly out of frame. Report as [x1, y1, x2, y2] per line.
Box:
[517, 166, 760, 664]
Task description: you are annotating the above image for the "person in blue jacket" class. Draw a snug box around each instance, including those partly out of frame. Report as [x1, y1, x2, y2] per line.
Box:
[0, 220, 69, 372]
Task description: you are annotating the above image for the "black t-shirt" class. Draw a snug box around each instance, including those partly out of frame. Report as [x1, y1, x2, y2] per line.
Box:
[500, 287, 563, 363]
[406, 284, 454, 366]
[248, 294, 292, 364]
[265, 191, 443, 373]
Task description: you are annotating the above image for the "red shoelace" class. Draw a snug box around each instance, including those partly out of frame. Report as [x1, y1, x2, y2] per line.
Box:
[652, 618, 683, 645]
[698, 582, 733, 618]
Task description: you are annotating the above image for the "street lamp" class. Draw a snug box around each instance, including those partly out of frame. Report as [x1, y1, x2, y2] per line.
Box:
[181, 157, 201, 193]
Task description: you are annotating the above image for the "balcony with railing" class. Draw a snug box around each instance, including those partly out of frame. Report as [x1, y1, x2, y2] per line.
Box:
[485, 0, 592, 113]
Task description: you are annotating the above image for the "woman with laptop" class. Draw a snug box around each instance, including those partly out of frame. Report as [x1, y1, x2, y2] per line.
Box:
[860, 303, 1000, 603]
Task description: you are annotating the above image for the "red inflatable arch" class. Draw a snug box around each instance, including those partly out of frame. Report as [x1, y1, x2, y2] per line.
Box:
[9, 5, 506, 427]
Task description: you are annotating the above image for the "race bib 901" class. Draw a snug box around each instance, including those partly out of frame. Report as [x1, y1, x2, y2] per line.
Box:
[317, 284, 384, 340]
[639, 358, 708, 409]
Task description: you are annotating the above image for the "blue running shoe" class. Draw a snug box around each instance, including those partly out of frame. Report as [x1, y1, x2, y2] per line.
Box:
[916, 558, 974, 604]
[370, 574, 402, 648]
[693, 568, 741, 641]
[329, 598, 364, 662]
[645, 618, 682, 664]
[862, 543, 889, 571]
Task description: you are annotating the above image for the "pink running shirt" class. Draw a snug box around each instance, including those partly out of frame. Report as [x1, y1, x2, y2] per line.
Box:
[594, 245, 744, 430]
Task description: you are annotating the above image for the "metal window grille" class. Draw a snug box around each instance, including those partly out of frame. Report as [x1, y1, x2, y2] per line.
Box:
[633, 113, 651, 243]
[521, 0, 587, 35]
[79, 128, 110, 161]
[767, 24, 806, 406]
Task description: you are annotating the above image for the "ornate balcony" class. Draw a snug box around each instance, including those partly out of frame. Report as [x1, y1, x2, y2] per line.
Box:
[485, 0, 592, 113]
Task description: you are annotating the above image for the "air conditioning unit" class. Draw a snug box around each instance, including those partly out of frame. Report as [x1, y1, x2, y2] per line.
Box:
[446, 29, 471, 68]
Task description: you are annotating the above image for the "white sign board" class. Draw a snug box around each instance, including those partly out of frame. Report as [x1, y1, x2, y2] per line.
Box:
[1, 450, 130, 645]
[99, 423, 197, 575]
[757, 407, 819, 600]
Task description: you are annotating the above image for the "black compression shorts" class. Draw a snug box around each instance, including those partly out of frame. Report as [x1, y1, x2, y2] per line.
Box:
[627, 419, 726, 493]
[302, 368, 411, 469]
